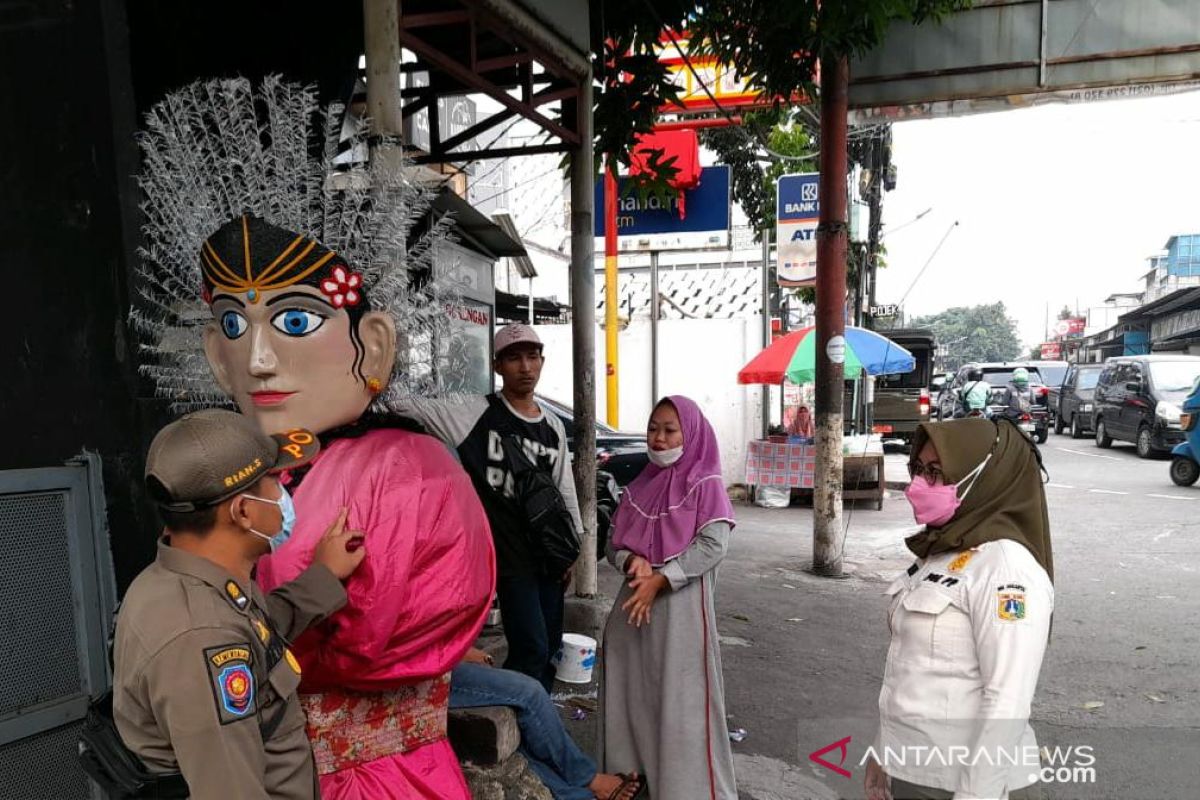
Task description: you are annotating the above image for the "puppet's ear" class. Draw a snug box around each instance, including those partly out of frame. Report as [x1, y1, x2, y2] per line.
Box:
[358, 310, 397, 387]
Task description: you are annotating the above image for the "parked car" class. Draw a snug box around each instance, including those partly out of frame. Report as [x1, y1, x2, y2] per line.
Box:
[1092, 355, 1200, 458]
[1050, 362, 1105, 438]
[858, 328, 936, 446]
[936, 362, 1051, 442]
[536, 394, 649, 486]
[1037, 361, 1070, 394]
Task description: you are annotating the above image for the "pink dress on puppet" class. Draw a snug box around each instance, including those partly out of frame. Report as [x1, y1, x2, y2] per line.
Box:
[257, 428, 495, 800]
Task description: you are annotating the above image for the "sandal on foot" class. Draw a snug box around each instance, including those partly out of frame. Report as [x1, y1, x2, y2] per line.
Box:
[607, 773, 647, 800]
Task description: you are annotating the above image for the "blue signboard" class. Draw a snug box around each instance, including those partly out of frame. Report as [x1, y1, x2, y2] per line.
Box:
[594, 165, 731, 238]
[776, 172, 820, 286]
[776, 173, 820, 223]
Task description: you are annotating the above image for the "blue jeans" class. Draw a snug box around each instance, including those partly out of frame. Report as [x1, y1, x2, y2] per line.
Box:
[450, 663, 597, 800]
[496, 574, 566, 691]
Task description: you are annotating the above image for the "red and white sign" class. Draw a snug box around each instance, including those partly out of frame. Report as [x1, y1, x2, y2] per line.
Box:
[1053, 317, 1086, 337]
[1040, 342, 1062, 360]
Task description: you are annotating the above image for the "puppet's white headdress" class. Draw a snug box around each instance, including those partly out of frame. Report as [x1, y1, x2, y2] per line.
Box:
[131, 75, 458, 411]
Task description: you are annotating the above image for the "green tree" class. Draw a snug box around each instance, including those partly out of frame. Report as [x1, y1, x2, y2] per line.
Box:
[590, 1, 972, 187]
[1058, 305, 1073, 320]
[911, 303, 1023, 372]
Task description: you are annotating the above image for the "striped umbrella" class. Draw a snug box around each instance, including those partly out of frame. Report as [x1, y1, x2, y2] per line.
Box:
[737, 326, 916, 385]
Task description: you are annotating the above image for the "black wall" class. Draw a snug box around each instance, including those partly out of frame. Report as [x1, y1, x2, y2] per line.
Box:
[0, 0, 155, 593]
[1, 0, 364, 594]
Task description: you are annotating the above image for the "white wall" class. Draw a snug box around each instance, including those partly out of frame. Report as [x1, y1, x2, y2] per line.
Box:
[534, 318, 766, 485]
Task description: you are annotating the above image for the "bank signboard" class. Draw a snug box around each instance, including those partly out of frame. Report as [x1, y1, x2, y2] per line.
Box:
[776, 172, 820, 287]
[594, 165, 731, 252]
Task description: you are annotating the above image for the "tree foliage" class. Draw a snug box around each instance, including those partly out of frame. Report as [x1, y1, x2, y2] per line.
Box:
[701, 108, 815, 234]
[910, 303, 1023, 371]
[590, 0, 971, 184]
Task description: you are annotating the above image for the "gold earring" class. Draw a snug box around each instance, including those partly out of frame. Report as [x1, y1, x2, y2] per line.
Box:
[367, 376, 383, 395]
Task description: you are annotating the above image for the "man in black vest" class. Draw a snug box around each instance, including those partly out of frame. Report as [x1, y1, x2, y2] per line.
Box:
[397, 325, 582, 690]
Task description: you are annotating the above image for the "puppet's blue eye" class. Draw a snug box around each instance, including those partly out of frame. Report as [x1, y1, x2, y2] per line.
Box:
[271, 309, 325, 337]
[221, 311, 248, 339]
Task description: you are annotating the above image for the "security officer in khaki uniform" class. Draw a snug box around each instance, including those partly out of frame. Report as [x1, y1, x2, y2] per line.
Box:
[113, 409, 365, 798]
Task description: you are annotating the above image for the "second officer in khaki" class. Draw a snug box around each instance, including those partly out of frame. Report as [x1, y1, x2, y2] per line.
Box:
[114, 409, 366, 798]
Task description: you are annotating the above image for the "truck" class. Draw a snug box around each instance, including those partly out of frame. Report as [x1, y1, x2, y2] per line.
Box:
[844, 328, 935, 448]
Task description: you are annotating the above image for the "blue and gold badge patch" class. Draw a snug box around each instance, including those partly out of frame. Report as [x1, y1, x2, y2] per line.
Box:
[997, 584, 1027, 622]
[204, 643, 255, 724]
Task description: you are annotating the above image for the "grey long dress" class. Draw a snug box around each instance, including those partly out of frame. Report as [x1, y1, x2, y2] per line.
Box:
[602, 522, 737, 799]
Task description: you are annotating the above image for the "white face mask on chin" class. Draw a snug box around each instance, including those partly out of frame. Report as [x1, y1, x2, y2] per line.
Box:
[647, 445, 683, 468]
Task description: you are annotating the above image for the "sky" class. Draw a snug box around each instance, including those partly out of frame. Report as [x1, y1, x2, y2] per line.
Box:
[875, 89, 1200, 350]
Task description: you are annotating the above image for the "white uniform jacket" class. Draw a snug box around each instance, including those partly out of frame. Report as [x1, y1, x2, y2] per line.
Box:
[877, 539, 1054, 799]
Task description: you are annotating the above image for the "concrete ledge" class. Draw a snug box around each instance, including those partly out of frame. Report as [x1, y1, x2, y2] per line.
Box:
[460, 752, 553, 800]
[448, 706, 521, 765]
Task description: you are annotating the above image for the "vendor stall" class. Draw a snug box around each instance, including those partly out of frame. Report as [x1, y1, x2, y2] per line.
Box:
[738, 325, 912, 511]
[743, 439, 886, 510]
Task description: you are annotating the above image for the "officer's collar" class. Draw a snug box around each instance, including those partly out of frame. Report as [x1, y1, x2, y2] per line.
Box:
[157, 536, 256, 613]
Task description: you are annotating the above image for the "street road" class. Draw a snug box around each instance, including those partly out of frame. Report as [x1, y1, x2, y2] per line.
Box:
[696, 435, 1200, 800]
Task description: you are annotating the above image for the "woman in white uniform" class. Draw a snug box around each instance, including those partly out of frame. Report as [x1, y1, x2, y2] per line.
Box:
[866, 418, 1054, 800]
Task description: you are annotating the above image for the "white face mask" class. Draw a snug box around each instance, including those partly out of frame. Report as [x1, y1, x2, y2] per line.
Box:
[647, 445, 683, 468]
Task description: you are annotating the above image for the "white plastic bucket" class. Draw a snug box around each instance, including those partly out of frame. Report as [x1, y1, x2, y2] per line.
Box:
[552, 633, 597, 684]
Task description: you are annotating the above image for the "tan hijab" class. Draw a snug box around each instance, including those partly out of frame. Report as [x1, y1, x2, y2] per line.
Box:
[906, 418, 1054, 582]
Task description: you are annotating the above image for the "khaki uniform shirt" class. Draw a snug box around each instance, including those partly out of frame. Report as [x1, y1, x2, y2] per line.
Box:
[114, 539, 346, 799]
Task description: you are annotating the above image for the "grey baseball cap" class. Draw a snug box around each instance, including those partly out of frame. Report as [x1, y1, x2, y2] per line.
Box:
[145, 409, 319, 512]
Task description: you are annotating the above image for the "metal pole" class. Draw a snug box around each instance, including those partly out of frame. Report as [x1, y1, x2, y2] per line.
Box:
[568, 84, 598, 597]
[528, 277, 535, 325]
[650, 250, 660, 405]
[363, 0, 404, 166]
[761, 230, 772, 437]
[813, 56, 849, 577]
[604, 163, 620, 428]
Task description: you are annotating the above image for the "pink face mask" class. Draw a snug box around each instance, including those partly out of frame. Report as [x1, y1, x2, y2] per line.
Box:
[904, 454, 991, 527]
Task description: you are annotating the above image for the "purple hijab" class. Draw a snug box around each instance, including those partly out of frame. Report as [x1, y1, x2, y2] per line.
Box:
[611, 395, 736, 565]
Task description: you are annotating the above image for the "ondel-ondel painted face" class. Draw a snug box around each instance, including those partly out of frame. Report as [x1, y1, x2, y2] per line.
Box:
[200, 215, 397, 436]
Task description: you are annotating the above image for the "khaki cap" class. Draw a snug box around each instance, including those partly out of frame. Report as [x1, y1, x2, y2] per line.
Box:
[145, 409, 319, 512]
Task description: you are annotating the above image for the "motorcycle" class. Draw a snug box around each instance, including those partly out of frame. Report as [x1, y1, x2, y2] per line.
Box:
[988, 405, 1038, 440]
[1169, 383, 1200, 486]
[595, 469, 622, 558]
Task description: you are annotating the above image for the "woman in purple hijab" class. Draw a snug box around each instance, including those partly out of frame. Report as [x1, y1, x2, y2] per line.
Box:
[602, 396, 738, 799]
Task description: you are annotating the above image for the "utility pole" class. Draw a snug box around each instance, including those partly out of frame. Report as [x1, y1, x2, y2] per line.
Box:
[813, 56, 849, 577]
[363, 0, 403, 168]
[569, 85, 598, 597]
[761, 230, 772, 437]
[604, 163, 620, 427]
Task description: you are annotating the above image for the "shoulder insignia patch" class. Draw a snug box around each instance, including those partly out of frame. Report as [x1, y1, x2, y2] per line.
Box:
[997, 584, 1028, 622]
[204, 643, 255, 724]
[284, 648, 302, 675]
[948, 551, 975, 573]
[252, 619, 271, 644]
[225, 580, 249, 611]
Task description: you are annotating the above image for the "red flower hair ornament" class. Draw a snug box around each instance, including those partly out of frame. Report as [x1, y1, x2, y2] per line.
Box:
[320, 265, 363, 309]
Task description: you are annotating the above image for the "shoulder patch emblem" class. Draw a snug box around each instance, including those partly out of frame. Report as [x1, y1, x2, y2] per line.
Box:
[997, 584, 1027, 622]
[204, 643, 255, 724]
[217, 664, 255, 716]
[225, 580, 249, 610]
[948, 551, 975, 573]
[210, 646, 251, 667]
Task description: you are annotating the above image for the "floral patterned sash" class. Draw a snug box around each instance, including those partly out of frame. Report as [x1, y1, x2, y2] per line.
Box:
[301, 673, 451, 774]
